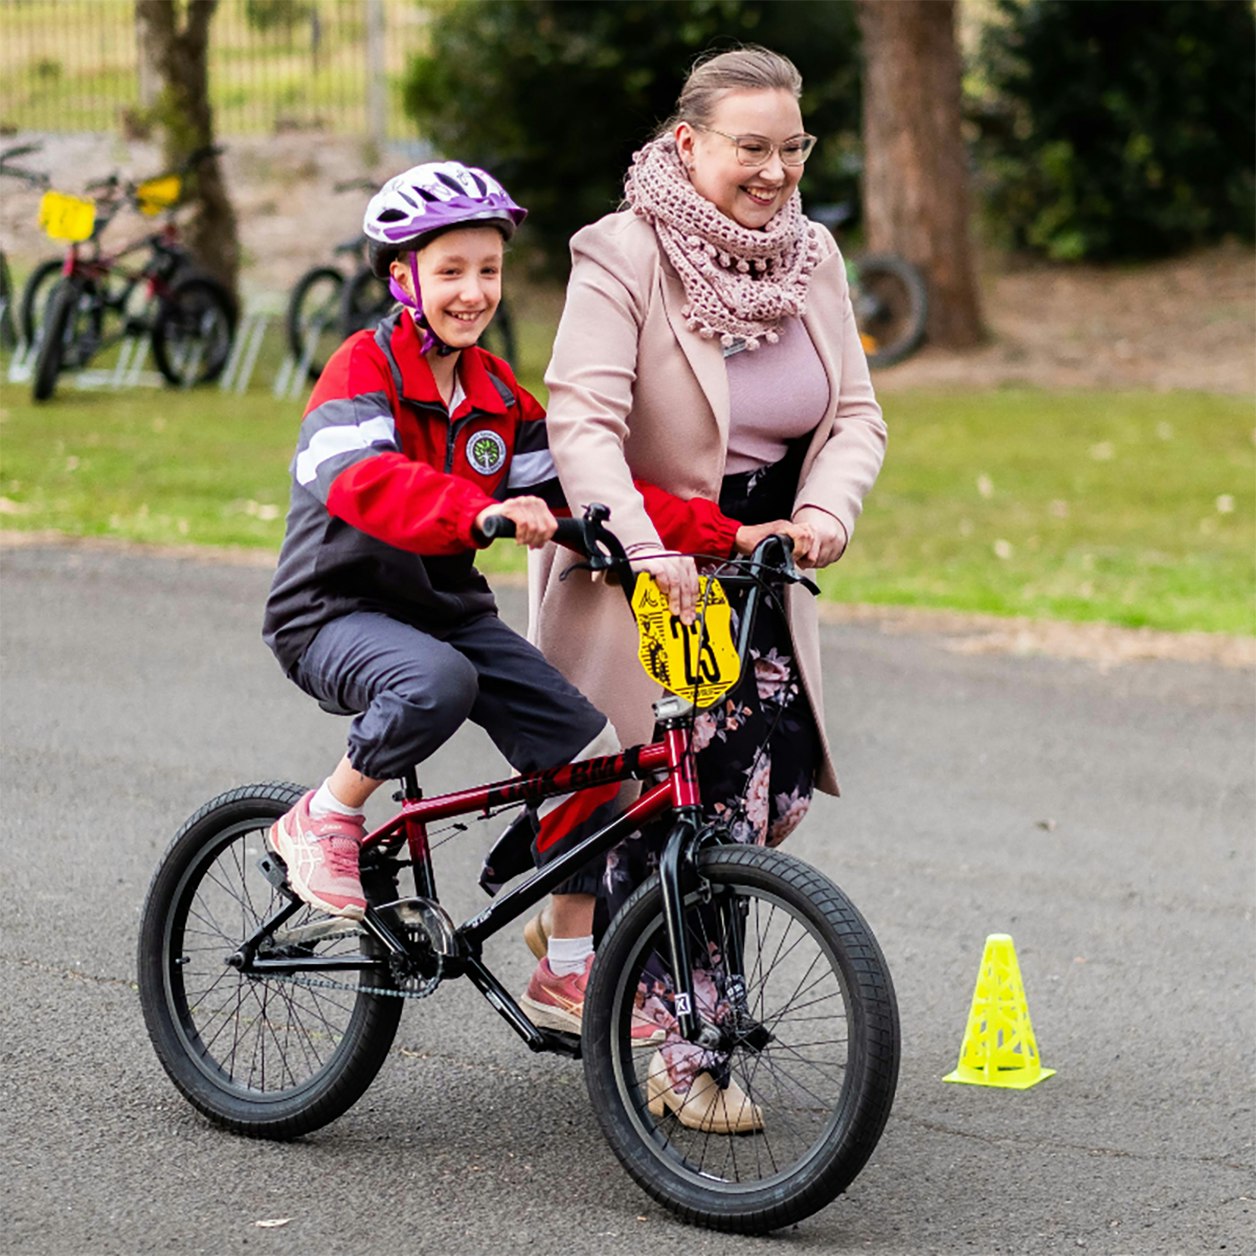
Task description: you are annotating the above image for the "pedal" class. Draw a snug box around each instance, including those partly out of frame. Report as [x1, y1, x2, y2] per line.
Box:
[533, 1028, 582, 1059]
[257, 852, 295, 896]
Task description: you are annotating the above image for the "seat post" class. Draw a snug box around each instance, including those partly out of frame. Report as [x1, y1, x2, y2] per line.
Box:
[400, 766, 422, 804]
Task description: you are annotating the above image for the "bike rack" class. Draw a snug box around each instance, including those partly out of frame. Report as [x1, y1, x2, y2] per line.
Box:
[4, 299, 338, 398]
[219, 307, 271, 394]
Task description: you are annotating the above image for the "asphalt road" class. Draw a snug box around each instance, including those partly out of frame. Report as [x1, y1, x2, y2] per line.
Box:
[1, 542, 1252, 1256]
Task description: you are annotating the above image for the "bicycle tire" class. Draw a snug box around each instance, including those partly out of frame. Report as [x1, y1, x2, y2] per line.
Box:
[0, 252, 15, 350]
[31, 278, 78, 402]
[285, 265, 345, 380]
[150, 275, 237, 387]
[583, 844, 899, 1234]
[137, 781, 404, 1139]
[338, 266, 393, 337]
[18, 255, 64, 349]
[850, 253, 928, 368]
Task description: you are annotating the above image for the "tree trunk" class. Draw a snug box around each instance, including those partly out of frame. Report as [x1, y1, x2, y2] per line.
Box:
[855, 0, 984, 348]
[135, 0, 239, 298]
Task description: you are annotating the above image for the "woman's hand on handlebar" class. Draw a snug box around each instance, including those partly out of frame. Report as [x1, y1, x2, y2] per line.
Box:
[475, 497, 558, 549]
[791, 506, 847, 568]
[635, 551, 699, 624]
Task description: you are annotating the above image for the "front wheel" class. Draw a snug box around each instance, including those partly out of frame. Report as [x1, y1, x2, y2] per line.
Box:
[31, 278, 81, 401]
[18, 255, 65, 350]
[137, 782, 404, 1138]
[286, 265, 345, 380]
[150, 275, 236, 386]
[583, 844, 899, 1234]
[850, 253, 928, 368]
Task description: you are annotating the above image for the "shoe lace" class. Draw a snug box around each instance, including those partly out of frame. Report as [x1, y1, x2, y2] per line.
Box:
[321, 835, 363, 879]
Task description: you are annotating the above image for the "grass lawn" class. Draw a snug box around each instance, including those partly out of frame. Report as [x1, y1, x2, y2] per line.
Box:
[0, 371, 1251, 636]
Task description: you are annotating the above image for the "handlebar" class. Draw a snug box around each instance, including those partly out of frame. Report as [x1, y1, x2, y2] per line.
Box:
[477, 503, 818, 602]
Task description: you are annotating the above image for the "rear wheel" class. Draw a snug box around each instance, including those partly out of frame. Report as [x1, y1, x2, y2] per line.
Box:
[286, 265, 345, 380]
[137, 782, 404, 1138]
[850, 253, 928, 368]
[150, 275, 236, 386]
[583, 844, 899, 1234]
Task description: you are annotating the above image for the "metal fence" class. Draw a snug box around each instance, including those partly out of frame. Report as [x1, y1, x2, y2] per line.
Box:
[0, 0, 424, 142]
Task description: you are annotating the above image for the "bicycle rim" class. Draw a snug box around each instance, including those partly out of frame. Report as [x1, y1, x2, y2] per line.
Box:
[159, 814, 385, 1102]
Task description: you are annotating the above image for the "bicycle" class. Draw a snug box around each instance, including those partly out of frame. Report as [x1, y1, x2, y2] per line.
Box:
[0, 142, 51, 351]
[30, 146, 237, 402]
[812, 202, 929, 368]
[285, 179, 379, 381]
[136, 504, 900, 1234]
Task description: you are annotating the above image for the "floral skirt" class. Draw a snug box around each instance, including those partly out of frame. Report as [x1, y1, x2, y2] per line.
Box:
[603, 449, 823, 1089]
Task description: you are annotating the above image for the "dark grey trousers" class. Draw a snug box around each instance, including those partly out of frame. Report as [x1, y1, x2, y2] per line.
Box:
[293, 609, 610, 892]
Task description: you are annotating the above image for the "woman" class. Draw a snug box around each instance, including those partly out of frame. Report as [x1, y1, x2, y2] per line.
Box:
[531, 45, 887, 1130]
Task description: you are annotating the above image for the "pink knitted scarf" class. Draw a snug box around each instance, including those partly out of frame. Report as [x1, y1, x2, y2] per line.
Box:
[624, 134, 822, 350]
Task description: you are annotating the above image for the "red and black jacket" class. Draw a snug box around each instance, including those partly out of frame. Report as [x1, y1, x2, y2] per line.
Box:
[263, 310, 740, 677]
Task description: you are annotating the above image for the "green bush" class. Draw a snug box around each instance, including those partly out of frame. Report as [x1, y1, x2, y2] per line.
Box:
[976, 0, 1255, 260]
[402, 0, 863, 273]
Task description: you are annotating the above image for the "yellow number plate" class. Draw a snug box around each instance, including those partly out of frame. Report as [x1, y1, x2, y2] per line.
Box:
[38, 190, 96, 242]
[631, 574, 741, 709]
[135, 173, 181, 216]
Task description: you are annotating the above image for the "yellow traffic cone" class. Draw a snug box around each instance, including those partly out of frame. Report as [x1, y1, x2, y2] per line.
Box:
[943, 933, 1055, 1089]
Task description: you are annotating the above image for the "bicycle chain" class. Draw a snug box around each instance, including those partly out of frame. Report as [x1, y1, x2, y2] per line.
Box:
[261, 964, 440, 1000]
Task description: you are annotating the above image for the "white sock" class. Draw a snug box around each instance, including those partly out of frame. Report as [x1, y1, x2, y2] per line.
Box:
[310, 780, 364, 820]
[548, 935, 594, 976]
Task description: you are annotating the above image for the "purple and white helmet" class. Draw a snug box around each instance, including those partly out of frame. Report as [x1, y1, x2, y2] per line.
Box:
[363, 161, 526, 277]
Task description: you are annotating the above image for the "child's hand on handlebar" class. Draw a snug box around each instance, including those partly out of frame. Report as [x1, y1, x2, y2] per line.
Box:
[733, 519, 814, 561]
[476, 497, 558, 549]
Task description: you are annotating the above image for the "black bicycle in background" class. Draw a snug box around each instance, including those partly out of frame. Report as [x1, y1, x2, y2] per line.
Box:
[30, 146, 237, 402]
[286, 178, 519, 383]
[0, 142, 51, 351]
[812, 201, 929, 369]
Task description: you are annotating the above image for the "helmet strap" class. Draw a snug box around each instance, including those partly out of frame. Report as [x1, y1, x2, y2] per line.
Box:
[389, 252, 458, 358]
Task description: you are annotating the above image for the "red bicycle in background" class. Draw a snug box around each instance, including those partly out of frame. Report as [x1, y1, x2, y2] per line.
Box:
[30, 146, 237, 401]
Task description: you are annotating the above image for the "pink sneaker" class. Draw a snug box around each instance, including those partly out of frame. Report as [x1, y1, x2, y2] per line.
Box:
[267, 790, 367, 920]
[520, 955, 666, 1045]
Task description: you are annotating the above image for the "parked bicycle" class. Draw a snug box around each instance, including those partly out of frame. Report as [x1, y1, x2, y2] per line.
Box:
[286, 178, 519, 383]
[30, 146, 237, 402]
[137, 504, 900, 1235]
[812, 202, 929, 368]
[0, 142, 51, 351]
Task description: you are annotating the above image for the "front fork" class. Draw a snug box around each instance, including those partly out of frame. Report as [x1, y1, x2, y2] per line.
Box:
[657, 817, 749, 1051]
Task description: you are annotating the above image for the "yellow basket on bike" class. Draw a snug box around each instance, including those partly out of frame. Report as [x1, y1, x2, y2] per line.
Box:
[38, 189, 96, 242]
[135, 172, 182, 216]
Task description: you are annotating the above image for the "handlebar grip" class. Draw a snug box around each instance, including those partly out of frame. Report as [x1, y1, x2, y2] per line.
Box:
[183, 145, 223, 170]
[477, 514, 589, 552]
[478, 514, 515, 541]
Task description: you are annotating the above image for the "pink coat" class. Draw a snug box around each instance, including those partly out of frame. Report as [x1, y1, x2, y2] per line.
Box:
[529, 210, 886, 795]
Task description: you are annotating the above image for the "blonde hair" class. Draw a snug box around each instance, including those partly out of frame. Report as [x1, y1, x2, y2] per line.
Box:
[658, 45, 803, 136]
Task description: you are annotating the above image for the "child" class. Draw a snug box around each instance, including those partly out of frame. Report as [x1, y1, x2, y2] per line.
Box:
[261, 162, 644, 1037]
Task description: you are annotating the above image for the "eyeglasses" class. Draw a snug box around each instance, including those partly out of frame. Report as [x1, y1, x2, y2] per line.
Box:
[694, 126, 818, 168]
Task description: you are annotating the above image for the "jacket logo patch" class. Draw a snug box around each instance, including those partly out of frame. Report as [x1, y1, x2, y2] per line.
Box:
[467, 429, 507, 476]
